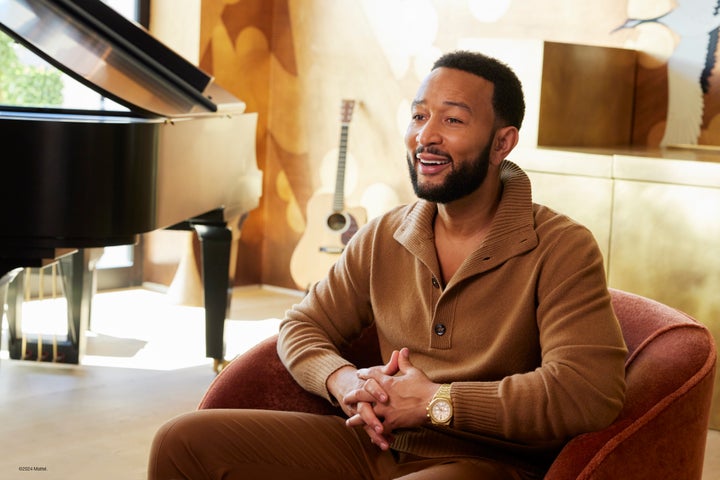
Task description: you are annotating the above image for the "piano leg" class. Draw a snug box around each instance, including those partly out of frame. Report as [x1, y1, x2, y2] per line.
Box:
[0, 267, 22, 287]
[58, 249, 98, 362]
[167, 208, 244, 373]
[1, 267, 23, 360]
[192, 223, 231, 373]
[5, 269, 24, 359]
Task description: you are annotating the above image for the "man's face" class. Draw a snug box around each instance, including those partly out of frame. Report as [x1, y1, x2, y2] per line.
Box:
[404, 67, 497, 204]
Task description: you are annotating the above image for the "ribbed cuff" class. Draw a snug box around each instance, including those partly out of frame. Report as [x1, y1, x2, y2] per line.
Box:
[298, 354, 355, 402]
[452, 381, 503, 437]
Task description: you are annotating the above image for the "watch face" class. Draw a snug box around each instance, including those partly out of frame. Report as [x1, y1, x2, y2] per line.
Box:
[431, 399, 452, 422]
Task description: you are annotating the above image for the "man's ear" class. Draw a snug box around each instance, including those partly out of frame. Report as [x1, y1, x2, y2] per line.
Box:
[491, 126, 519, 165]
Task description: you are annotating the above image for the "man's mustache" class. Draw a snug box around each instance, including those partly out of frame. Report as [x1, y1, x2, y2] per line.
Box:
[415, 146, 451, 159]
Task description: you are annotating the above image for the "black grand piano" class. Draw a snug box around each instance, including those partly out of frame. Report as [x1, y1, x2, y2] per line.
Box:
[0, 0, 262, 370]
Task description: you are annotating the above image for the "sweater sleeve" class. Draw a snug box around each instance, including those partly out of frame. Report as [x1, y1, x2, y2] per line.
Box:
[453, 224, 627, 443]
[277, 221, 377, 402]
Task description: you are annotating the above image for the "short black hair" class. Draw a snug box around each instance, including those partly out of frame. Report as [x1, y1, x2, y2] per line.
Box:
[432, 50, 525, 130]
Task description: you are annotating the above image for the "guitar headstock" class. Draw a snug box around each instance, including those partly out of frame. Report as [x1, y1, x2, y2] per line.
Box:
[340, 99, 355, 125]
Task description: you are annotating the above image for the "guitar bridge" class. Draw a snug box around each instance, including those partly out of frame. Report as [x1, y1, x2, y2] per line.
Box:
[319, 246, 344, 254]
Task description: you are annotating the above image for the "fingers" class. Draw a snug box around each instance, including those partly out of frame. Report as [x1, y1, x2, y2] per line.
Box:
[345, 407, 393, 451]
[361, 377, 388, 403]
[343, 378, 387, 406]
[381, 349, 401, 375]
[356, 349, 402, 393]
[353, 348, 411, 409]
[364, 424, 393, 450]
[345, 402, 384, 436]
[396, 347, 413, 372]
[357, 349, 401, 380]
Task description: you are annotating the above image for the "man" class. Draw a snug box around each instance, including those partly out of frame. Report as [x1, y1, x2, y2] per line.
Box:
[149, 50, 627, 480]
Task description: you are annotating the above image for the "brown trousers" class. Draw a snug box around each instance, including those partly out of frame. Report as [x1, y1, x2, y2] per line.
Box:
[148, 409, 533, 480]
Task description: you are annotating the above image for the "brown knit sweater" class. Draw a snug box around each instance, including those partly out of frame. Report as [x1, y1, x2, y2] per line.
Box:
[278, 161, 627, 472]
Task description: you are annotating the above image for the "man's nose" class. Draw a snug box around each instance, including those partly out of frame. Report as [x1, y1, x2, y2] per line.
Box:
[415, 119, 441, 146]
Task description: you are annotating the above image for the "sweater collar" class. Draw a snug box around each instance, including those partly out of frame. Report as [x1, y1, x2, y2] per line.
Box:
[394, 160, 538, 279]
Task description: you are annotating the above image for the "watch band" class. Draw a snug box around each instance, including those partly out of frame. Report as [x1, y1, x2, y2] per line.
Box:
[433, 383, 451, 401]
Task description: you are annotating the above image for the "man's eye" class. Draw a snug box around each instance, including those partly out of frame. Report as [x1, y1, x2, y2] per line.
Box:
[447, 117, 462, 124]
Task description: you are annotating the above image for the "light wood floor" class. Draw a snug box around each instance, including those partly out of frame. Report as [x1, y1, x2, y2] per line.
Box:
[0, 286, 299, 480]
[1, 286, 717, 479]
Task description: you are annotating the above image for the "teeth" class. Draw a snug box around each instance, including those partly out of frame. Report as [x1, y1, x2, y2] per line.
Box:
[416, 152, 449, 164]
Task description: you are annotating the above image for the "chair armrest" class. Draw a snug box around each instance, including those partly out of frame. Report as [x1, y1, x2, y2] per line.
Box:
[546, 322, 716, 480]
[197, 334, 340, 415]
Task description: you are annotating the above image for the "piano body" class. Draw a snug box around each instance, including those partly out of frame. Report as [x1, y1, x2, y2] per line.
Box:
[0, 0, 262, 370]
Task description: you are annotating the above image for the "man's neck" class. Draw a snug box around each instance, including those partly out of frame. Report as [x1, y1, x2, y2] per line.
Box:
[434, 176, 502, 239]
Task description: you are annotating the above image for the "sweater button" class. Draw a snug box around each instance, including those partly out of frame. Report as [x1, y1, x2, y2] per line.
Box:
[434, 323, 446, 336]
[431, 277, 440, 289]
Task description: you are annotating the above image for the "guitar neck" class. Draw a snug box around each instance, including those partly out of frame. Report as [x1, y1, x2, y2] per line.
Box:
[333, 123, 349, 212]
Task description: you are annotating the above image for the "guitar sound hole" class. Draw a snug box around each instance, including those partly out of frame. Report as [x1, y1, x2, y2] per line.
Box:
[327, 213, 348, 232]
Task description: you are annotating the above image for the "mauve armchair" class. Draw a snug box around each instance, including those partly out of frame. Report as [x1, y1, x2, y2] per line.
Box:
[198, 288, 717, 479]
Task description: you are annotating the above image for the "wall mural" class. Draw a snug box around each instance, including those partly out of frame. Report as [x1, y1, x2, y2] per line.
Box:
[615, 0, 720, 146]
[199, 0, 720, 289]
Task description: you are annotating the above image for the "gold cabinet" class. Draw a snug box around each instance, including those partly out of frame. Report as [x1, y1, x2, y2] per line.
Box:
[513, 147, 720, 428]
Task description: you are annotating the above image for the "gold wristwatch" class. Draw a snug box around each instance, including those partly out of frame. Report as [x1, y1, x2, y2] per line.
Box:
[427, 383, 453, 426]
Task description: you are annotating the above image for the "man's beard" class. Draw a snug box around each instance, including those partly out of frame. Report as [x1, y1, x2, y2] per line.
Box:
[407, 141, 492, 204]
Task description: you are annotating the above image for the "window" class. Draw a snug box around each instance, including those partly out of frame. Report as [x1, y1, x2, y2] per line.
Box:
[0, 0, 150, 292]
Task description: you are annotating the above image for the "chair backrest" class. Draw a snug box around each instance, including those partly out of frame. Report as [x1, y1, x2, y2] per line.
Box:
[545, 288, 717, 479]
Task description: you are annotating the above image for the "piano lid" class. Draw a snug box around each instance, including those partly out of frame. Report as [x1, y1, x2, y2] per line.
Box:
[0, 0, 245, 117]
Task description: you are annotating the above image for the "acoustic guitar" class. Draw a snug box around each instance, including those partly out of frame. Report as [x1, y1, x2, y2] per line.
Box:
[290, 99, 367, 291]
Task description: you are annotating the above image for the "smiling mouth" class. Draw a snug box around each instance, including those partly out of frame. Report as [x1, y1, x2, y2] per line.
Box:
[416, 146, 451, 161]
[415, 152, 451, 175]
[416, 154, 451, 166]
[416, 148, 451, 166]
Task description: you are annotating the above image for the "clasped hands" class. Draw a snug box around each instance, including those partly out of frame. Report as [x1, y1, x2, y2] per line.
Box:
[327, 347, 440, 450]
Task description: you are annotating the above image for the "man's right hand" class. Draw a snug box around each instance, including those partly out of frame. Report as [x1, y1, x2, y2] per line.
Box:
[326, 351, 402, 449]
